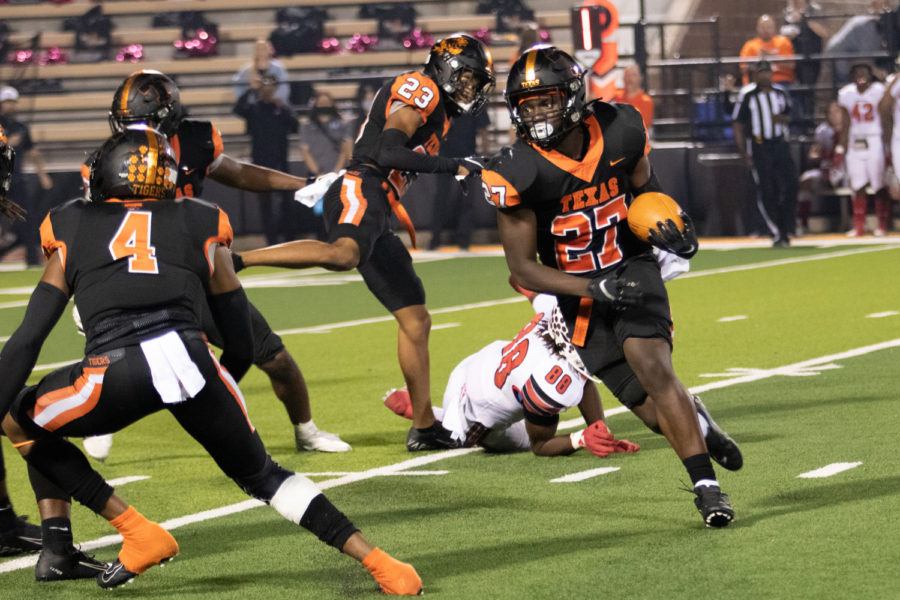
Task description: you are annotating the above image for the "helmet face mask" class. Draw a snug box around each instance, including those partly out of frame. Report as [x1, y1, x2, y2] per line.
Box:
[506, 46, 586, 148]
[109, 70, 184, 138]
[425, 34, 495, 116]
[90, 126, 178, 202]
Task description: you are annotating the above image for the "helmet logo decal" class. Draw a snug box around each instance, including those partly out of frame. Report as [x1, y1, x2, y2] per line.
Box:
[125, 133, 173, 198]
[436, 36, 468, 56]
[523, 49, 540, 88]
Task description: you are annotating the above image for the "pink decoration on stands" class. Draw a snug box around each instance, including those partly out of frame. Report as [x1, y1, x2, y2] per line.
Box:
[39, 47, 68, 65]
[346, 33, 378, 53]
[402, 29, 433, 50]
[116, 44, 144, 63]
[174, 29, 218, 58]
[539, 29, 552, 43]
[471, 28, 491, 46]
[9, 50, 34, 65]
[318, 38, 342, 54]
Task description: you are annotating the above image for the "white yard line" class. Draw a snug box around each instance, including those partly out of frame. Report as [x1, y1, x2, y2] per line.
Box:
[551, 468, 620, 482]
[4, 340, 895, 575]
[797, 462, 863, 478]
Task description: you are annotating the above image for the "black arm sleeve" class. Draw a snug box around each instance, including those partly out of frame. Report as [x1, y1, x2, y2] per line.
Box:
[632, 166, 664, 196]
[375, 128, 460, 174]
[0, 282, 68, 416]
[207, 287, 253, 382]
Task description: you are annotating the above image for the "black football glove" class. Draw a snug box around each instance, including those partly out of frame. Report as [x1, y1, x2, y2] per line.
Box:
[457, 156, 486, 175]
[647, 211, 698, 258]
[231, 251, 246, 273]
[586, 272, 643, 310]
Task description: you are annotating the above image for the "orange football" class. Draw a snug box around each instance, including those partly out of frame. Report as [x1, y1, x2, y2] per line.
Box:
[627, 192, 684, 242]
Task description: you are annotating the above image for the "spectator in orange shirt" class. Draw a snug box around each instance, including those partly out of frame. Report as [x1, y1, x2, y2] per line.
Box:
[740, 14, 796, 85]
[614, 64, 654, 134]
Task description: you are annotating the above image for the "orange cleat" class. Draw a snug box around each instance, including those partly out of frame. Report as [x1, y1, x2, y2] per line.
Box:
[363, 548, 423, 596]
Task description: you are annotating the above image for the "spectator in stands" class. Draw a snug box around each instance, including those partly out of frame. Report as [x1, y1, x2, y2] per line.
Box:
[798, 101, 845, 234]
[740, 14, 796, 86]
[0, 86, 53, 267]
[353, 81, 381, 135]
[300, 91, 354, 240]
[614, 65, 655, 135]
[781, 0, 828, 119]
[232, 39, 291, 106]
[428, 108, 491, 250]
[732, 60, 798, 247]
[825, 0, 894, 83]
[233, 72, 300, 245]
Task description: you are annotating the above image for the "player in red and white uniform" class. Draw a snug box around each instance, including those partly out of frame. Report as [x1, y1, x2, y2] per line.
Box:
[878, 68, 900, 231]
[836, 63, 890, 236]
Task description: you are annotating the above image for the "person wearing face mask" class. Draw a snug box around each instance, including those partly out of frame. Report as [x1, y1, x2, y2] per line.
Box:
[300, 92, 354, 181]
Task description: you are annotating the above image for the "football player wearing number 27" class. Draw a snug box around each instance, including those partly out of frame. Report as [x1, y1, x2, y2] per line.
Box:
[481, 46, 735, 528]
[233, 35, 495, 452]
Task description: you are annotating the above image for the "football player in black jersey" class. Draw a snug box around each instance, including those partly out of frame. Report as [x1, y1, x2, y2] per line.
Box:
[482, 46, 735, 528]
[233, 35, 495, 451]
[0, 124, 43, 558]
[0, 128, 422, 594]
[81, 69, 349, 457]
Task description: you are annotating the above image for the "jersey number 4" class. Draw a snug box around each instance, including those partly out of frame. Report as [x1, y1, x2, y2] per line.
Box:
[109, 211, 159, 274]
[552, 195, 627, 273]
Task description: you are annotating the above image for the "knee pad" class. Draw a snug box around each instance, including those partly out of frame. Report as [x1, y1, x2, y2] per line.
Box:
[601, 360, 648, 410]
[25, 438, 112, 514]
[270, 474, 322, 523]
[234, 456, 292, 503]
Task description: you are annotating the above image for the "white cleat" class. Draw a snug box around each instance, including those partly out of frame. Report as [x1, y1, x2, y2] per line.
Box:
[294, 421, 351, 453]
[82, 434, 114, 461]
[873, 228, 886, 237]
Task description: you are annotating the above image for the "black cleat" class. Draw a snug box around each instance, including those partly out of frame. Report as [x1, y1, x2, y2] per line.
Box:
[693, 395, 743, 471]
[692, 485, 735, 528]
[97, 556, 175, 589]
[35, 546, 109, 581]
[406, 422, 461, 451]
[0, 516, 42, 556]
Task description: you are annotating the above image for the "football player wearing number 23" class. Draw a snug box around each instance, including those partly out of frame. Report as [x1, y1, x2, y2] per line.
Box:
[234, 35, 495, 452]
[481, 46, 734, 528]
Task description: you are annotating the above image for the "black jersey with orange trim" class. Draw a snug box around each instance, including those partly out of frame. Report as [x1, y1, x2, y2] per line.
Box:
[81, 119, 224, 200]
[482, 101, 652, 277]
[40, 196, 232, 353]
[349, 70, 451, 196]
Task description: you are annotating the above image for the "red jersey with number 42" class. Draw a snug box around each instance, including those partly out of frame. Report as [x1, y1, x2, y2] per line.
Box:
[350, 70, 451, 196]
[482, 100, 651, 276]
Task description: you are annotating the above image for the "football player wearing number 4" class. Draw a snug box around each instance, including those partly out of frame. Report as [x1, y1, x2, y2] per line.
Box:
[481, 46, 734, 528]
[232, 35, 495, 452]
[0, 128, 422, 594]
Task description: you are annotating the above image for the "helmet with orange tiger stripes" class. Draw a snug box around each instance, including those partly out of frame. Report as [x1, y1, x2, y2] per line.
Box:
[89, 126, 178, 202]
[424, 33, 495, 116]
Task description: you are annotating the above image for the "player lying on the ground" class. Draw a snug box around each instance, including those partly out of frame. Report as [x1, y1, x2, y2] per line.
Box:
[0, 128, 421, 594]
[384, 287, 741, 471]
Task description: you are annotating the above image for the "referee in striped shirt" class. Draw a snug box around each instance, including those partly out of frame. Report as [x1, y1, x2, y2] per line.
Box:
[732, 60, 798, 247]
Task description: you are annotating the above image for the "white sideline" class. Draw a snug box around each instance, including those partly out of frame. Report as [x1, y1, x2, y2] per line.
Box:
[797, 462, 863, 478]
[3, 340, 898, 575]
[551, 467, 620, 483]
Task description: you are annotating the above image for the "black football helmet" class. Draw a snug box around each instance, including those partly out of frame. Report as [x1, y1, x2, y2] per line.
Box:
[506, 46, 586, 148]
[109, 70, 184, 137]
[424, 34, 495, 116]
[89, 126, 178, 202]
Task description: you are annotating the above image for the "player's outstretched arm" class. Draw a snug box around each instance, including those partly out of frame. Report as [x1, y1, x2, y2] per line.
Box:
[525, 420, 579, 457]
[208, 245, 253, 381]
[210, 154, 309, 192]
[0, 252, 69, 416]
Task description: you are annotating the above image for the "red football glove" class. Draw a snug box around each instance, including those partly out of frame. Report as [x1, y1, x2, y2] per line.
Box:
[571, 421, 616, 457]
[613, 438, 640, 453]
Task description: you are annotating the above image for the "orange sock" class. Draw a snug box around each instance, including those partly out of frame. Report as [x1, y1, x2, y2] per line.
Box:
[362, 547, 423, 596]
[109, 506, 179, 574]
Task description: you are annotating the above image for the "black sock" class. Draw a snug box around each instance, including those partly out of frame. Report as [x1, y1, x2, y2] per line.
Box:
[682, 453, 718, 487]
[42, 517, 73, 553]
[0, 497, 16, 530]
